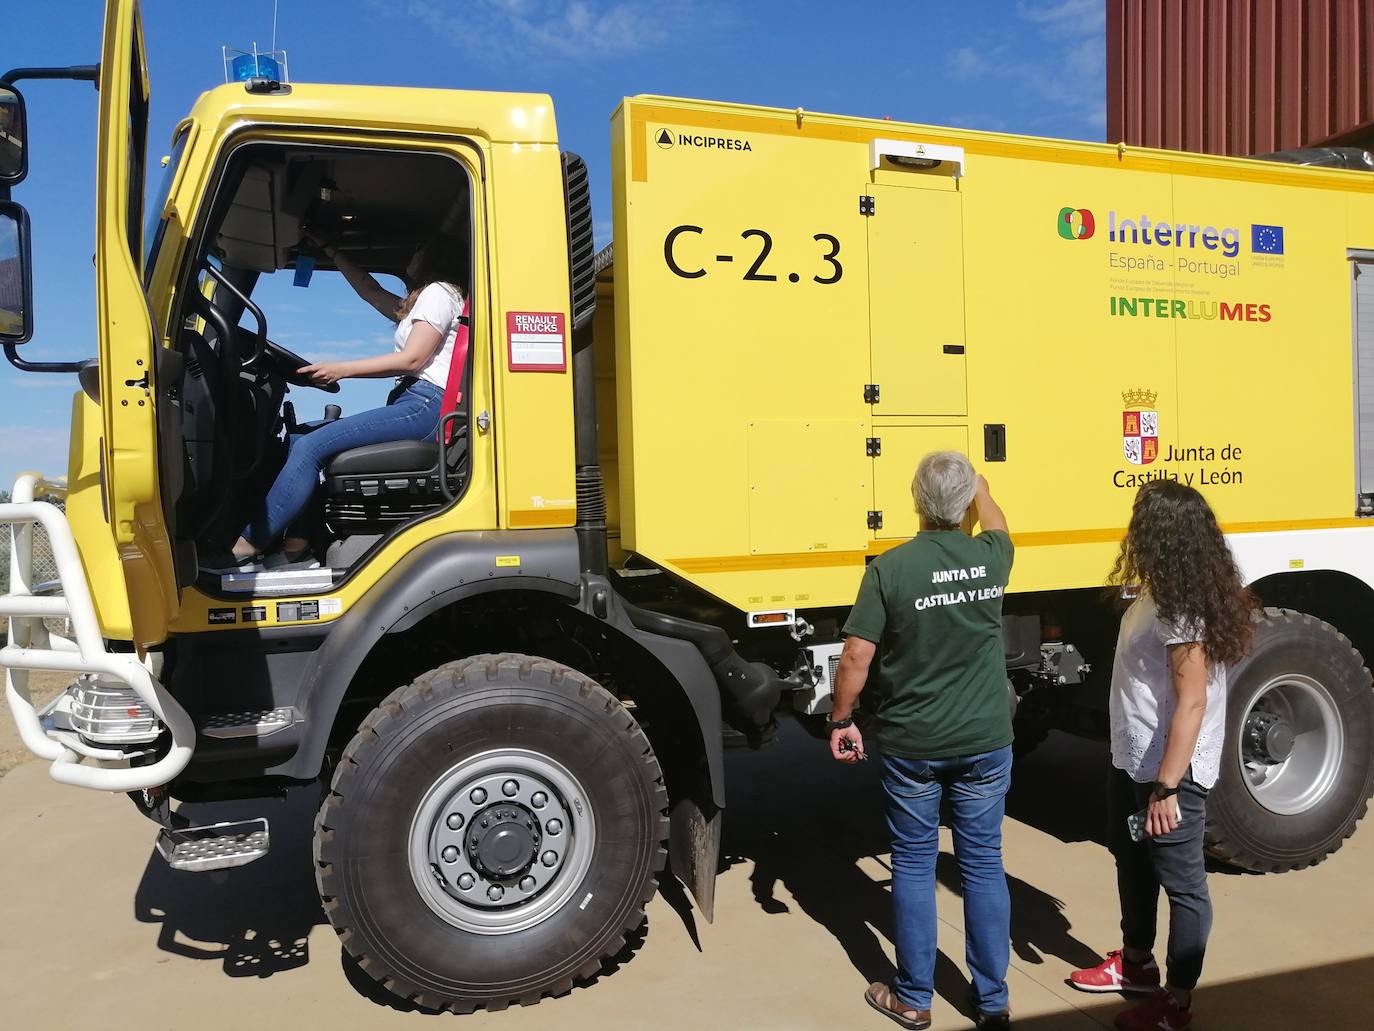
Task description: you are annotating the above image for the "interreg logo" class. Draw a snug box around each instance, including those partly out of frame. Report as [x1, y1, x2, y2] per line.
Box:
[1055, 205, 1283, 259]
[1057, 207, 1095, 240]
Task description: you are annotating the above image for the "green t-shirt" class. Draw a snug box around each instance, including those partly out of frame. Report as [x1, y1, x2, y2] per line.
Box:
[842, 529, 1015, 760]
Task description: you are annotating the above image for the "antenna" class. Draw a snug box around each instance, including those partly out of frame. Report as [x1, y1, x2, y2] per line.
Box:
[271, 1, 279, 57]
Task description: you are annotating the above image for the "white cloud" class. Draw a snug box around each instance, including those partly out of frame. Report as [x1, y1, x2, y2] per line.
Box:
[947, 3, 1104, 138]
[1018, 0, 1106, 37]
[372, 0, 691, 61]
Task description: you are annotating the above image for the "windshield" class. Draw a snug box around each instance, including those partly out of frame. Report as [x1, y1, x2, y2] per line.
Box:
[143, 128, 188, 284]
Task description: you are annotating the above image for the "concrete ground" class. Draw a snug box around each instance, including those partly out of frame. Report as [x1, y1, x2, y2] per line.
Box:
[2, 723, 1371, 1031]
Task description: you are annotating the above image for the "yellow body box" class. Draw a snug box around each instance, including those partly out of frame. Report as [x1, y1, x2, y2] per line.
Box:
[599, 96, 1374, 613]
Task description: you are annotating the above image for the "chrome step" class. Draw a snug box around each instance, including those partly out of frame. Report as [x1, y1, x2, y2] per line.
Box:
[218, 567, 334, 595]
[199, 707, 297, 740]
[156, 818, 270, 872]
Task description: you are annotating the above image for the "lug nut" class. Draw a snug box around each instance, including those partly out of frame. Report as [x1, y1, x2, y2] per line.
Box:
[487, 885, 504, 901]
[519, 876, 536, 892]
[446, 813, 464, 830]
[541, 850, 558, 868]
[546, 819, 563, 836]
[470, 787, 487, 805]
[441, 846, 459, 863]
[531, 791, 548, 809]
[502, 779, 520, 797]
[457, 873, 475, 890]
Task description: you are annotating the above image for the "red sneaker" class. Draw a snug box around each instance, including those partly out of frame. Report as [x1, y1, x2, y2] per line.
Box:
[1114, 989, 1192, 1030]
[1068, 950, 1161, 994]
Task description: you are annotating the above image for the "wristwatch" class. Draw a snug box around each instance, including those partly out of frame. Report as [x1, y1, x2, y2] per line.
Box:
[826, 715, 854, 731]
[1151, 781, 1180, 800]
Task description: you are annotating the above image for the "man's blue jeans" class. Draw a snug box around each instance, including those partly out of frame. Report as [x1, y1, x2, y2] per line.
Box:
[242, 379, 443, 548]
[882, 745, 1013, 1014]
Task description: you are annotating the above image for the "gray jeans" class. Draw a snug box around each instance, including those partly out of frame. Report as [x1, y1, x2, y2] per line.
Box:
[1106, 767, 1213, 991]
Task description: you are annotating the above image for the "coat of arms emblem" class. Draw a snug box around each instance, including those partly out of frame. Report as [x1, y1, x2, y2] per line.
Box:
[1122, 388, 1159, 466]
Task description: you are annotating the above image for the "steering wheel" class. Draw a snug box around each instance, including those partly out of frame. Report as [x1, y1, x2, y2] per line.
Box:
[262, 338, 341, 393]
[200, 264, 340, 393]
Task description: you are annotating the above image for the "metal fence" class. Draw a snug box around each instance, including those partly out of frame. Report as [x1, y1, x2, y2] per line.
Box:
[0, 494, 66, 643]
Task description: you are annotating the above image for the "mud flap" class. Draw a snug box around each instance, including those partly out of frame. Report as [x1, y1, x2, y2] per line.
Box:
[668, 794, 721, 922]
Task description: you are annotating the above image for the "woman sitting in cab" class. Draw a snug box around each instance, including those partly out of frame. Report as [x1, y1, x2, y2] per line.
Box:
[214, 234, 467, 569]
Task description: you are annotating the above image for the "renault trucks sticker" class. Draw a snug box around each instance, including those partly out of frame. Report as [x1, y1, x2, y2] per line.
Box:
[507, 312, 567, 372]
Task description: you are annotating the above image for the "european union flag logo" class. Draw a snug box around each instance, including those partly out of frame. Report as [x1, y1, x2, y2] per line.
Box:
[1252, 224, 1285, 255]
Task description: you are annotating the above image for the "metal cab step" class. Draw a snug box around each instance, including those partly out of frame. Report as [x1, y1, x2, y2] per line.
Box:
[199, 707, 297, 740]
[156, 818, 270, 872]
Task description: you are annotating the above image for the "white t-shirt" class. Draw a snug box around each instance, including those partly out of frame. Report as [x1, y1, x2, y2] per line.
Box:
[394, 282, 464, 389]
[1109, 592, 1227, 788]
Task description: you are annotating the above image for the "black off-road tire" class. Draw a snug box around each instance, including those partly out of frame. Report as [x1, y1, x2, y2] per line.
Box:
[1205, 610, 1374, 872]
[314, 654, 668, 1012]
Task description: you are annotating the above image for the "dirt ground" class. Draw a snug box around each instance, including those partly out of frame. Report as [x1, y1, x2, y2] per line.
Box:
[0, 670, 67, 777]
[1, 723, 1371, 1031]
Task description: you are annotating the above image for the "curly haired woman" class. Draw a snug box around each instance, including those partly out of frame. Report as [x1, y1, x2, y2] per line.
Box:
[1069, 480, 1257, 1031]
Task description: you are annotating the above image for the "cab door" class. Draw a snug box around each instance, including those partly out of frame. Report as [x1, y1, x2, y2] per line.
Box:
[95, 0, 178, 646]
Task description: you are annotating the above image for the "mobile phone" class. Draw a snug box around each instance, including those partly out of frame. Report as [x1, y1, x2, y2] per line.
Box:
[1127, 802, 1182, 842]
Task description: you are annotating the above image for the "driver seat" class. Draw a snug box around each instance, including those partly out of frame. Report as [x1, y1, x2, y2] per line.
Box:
[321, 295, 473, 537]
[322, 425, 468, 534]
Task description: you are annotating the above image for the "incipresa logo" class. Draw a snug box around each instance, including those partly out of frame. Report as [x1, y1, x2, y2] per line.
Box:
[1057, 207, 1095, 240]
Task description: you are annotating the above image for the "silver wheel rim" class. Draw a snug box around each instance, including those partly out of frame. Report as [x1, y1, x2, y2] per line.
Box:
[408, 748, 596, 935]
[1239, 673, 1344, 816]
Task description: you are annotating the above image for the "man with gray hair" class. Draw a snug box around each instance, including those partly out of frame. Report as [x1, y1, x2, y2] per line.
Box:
[829, 451, 1014, 1030]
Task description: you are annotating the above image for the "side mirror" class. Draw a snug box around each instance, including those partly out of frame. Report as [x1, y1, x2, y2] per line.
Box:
[0, 86, 28, 185]
[0, 201, 33, 344]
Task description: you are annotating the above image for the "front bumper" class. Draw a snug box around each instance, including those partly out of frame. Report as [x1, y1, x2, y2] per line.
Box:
[1, 472, 194, 791]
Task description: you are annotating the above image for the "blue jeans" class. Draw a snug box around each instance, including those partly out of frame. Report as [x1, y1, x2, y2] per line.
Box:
[242, 379, 443, 547]
[882, 746, 1013, 1014]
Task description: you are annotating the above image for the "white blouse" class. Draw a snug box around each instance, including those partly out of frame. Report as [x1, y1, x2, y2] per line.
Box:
[394, 282, 464, 389]
[1109, 593, 1227, 788]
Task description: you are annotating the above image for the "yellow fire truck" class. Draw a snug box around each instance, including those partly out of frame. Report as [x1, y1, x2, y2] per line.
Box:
[3, 0, 1374, 1012]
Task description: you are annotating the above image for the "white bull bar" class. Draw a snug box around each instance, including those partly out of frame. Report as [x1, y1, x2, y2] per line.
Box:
[1, 472, 194, 791]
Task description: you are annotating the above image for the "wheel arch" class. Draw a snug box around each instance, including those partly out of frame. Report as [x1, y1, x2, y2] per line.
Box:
[275, 532, 724, 812]
[1248, 569, 1374, 667]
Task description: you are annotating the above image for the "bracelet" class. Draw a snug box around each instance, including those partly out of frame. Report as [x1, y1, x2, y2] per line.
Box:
[826, 716, 854, 731]
[1150, 781, 1180, 799]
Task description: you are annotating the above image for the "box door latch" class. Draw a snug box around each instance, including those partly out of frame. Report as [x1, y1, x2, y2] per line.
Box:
[867, 510, 883, 530]
[984, 424, 1007, 463]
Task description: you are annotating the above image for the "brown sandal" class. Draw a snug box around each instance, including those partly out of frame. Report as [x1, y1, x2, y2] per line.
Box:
[864, 983, 932, 1030]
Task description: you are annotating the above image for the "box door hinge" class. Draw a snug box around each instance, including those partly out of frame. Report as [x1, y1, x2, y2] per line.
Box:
[864, 383, 880, 404]
[866, 437, 881, 457]
[859, 194, 875, 216]
[867, 510, 883, 530]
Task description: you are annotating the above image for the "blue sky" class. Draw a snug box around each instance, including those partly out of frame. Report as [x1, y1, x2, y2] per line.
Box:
[0, 0, 1105, 489]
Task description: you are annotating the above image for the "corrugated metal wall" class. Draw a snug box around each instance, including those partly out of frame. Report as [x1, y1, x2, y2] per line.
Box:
[1107, 0, 1374, 156]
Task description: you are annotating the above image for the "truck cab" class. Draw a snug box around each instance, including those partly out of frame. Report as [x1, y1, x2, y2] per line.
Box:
[0, 0, 788, 1011]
